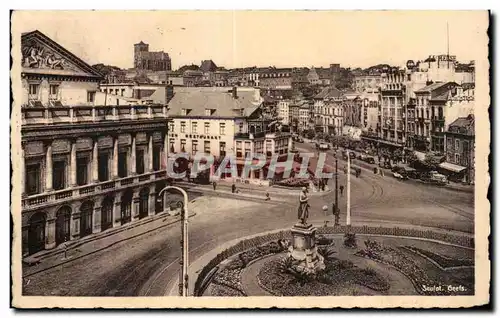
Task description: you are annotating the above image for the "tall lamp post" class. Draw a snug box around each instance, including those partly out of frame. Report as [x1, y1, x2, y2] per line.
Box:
[334, 147, 339, 226]
[157, 186, 189, 297]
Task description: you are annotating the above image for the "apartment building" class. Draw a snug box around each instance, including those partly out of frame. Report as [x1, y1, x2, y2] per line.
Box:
[166, 87, 292, 184]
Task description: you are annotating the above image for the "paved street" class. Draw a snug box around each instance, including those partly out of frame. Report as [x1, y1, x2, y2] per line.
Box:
[22, 143, 474, 297]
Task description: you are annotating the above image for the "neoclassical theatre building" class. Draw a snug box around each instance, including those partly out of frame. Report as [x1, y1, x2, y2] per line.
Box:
[20, 31, 170, 256]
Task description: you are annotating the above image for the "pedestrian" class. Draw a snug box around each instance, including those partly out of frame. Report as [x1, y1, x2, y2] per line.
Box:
[321, 179, 326, 191]
[232, 183, 236, 194]
[265, 192, 270, 201]
[339, 185, 344, 196]
[212, 181, 217, 191]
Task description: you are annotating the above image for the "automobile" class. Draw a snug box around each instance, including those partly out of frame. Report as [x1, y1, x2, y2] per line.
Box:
[365, 157, 376, 164]
[319, 143, 330, 151]
[342, 151, 356, 160]
[393, 171, 408, 180]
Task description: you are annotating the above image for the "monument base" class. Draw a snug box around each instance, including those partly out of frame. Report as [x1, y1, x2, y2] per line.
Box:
[288, 223, 325, 274]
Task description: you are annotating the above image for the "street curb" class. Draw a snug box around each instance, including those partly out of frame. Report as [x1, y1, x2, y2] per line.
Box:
[184, 225, 474, 296]
[23, 212, 197, 278]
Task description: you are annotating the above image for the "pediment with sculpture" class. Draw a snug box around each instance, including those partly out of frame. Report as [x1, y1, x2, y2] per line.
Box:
[21, 31, 102, 78]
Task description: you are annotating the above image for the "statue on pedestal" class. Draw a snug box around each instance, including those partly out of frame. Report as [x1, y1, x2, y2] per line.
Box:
[297, 187, 310, 225]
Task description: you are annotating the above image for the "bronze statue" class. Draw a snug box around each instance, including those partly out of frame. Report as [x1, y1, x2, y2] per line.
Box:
[297, 187, 310, 224]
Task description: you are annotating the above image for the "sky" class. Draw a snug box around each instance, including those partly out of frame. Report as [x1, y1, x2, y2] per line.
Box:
[12, 11, 488, 70]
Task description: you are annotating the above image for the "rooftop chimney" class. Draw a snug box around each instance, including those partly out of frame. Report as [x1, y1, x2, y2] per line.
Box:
[166, 81, 174, 103]
[232, 86, 238, 99]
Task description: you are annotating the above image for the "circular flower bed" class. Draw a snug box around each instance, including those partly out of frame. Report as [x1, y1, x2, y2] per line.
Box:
[257, 255, 391, 296]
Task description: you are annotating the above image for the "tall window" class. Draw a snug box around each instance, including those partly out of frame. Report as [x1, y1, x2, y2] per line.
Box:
[192, 140, 198, 155]
[153, 146, 161, 171]
[136, 149, 145, 174]
[180, 121, 186, 133]
[25, 163, 41, 195]
[455, 139, 460, 151]
[118, 151, 128, 178]
[455, 153, 461, 163]
[87, 91, 96, 103]
[236, 141, 242, 158]
[168, 122, 174, 133]
[52, 161, 66, 190]
[98, 152, 109, 182]
[219, 141, 226, 157]
[29, 84, 39, 97]
[49, 84, 59, 99]
[219, 123, 226, 135]
[76, 157, 88, 186]
[204, 122, 210, 134]
[191, 122, 198, 134]
[204, 141, 210, 154]
[170, 140, 175, 153]
[180, 139, 186, 152]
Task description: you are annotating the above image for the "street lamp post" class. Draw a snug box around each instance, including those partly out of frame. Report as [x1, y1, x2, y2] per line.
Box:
[334, 148, 339, 226]
[157, 186, 189, 297]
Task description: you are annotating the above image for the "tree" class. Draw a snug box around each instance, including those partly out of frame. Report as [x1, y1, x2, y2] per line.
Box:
[306, 129, 315, 140]
[392, 149, 403, 163]
[422, 153, 441, 171]
[406, 151, 419, 166]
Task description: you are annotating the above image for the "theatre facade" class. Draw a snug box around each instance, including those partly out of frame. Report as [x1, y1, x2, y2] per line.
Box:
[19, 31, 169, 256]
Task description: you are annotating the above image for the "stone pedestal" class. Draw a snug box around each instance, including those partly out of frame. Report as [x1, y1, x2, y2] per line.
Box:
[289, 223, 325, 274]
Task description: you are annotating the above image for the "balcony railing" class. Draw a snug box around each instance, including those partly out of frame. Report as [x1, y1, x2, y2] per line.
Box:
[21, 170, 168, 210]
[21, 104, 168, 126]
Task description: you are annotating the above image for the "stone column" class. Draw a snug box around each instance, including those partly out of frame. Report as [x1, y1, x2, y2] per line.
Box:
[147, 134, 153, 172]
[163, 132, 169, 167]
[148, 186, 156, 217]
[112, 195, 122, 227]
[92, 204, 102, 234]
[112, 136, 119, 179]
[92, 138, 99, 183]
[20, 146, 25, 195]
[45, 217, 56, 250]
[70, 140, 77, 187]
[130, 134, 137, 175]
[45, 142, 53, 191]
[132, 193, 140, 221]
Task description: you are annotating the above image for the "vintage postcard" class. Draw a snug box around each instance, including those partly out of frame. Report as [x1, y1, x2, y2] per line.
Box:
[10, 10, 490, 308]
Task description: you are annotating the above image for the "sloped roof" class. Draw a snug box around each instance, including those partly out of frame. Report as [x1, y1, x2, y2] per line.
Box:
[449, 115, 474, 130]
[415, 82, 450, 93]
[168, 88, 261, 118]
[21, 30, 103, 79]
[200, 60, 218, 72]
[314, 86, 342, 99]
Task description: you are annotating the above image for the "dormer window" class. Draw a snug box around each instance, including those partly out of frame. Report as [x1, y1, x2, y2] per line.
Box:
[182, 108, 192, 116]
[205, 108, 215, 116]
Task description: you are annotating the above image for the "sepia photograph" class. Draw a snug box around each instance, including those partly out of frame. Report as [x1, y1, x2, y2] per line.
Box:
[10, 9, 490, 309]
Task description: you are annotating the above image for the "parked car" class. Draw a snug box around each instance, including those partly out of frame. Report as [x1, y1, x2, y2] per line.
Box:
[365, 157, 376, 164]
[393, 171, 407, 180]
[319, 143, 330, 151]
[342, 151, 356, 160]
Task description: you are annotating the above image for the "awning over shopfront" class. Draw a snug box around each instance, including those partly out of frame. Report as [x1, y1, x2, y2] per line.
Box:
[439, 162, 467, 173]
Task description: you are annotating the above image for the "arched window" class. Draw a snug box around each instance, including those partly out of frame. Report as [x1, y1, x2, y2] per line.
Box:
[55, 206, 71, 246]
[101, 196, 114, 231]
[80, 201, 94, 238]
[28, 212, 46, 254]
[121, 189, 133, 225]
[139, 188, 150, 219]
